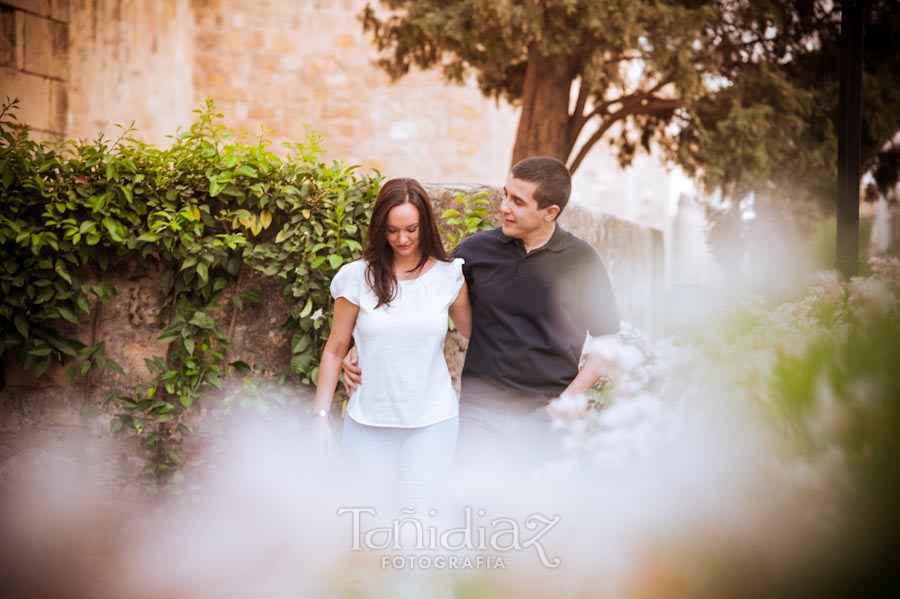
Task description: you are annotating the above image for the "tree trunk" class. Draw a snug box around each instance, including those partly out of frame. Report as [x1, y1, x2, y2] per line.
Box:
[510, 50, 577, 169]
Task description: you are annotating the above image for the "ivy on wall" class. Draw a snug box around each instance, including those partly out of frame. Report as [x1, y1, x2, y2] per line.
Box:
[1, 99, 380, 486]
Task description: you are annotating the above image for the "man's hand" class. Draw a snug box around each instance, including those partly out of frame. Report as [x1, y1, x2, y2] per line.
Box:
[545, 393, 588, 420]
[341, 346, 361, 393]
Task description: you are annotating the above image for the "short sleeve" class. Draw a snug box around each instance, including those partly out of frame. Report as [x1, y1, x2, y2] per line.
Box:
[446, 257, 465, 303]
[330, 261, 363, 306]
[578, 250, 620, 336]
[450, 237, 475, 287]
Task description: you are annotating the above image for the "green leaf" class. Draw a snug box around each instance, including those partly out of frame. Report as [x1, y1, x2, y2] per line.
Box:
[184, 336, 195, 355]
[209, 178, 225, 197]
[14, 315, 29, 340]
[28, 344, 53, 357]
[299, 298, 313, 319]
[57, 305, 80, 324]
[189, 311, 216, 329]
[291, 333, 312, 353]
[327, 254, 343, 269]
[196, 262, 209, 285]
[234, 164, 258, 178]
[229, 360, 251, 372]
[56, 264, 72, 284]
[106, 360, 125, 375]
[157, 331, 180, 344]
[102, 217, 124, 242]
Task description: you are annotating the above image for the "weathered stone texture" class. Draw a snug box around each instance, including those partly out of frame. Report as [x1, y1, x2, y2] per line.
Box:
[1, 0, 52, 18]
[23, 11, 66, 78]
[0, 6, 15, 67]
[66, 0, 195, 146]
[0, 68, 53, 129]
[50, 0, 67, 21]
[165, 0, 519, 183]
[0, 1, 67, 135]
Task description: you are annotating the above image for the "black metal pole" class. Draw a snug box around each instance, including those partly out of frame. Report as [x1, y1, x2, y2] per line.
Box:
[835, 0, 866, 278]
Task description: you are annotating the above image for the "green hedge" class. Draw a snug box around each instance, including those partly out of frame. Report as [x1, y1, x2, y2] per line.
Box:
[1, 99, 381, 485]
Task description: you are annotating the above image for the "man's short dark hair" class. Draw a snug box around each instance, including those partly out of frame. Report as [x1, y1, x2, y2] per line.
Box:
[510, 156, 572, 216]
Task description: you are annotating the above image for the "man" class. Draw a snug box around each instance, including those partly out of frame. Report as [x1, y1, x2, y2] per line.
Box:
[344, 156, 620, 464]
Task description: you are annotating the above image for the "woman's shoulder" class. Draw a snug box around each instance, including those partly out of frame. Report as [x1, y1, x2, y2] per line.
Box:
[337, 258, 367, 277]
[331, 259, 368, 294]
[426, 257, 463, 275]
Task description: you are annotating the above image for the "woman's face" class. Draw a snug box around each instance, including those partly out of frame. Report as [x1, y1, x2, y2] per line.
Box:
[385, 202, 421, 259]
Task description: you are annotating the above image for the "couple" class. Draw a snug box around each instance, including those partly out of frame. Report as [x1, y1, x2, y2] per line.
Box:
[311, 156, 620, 510]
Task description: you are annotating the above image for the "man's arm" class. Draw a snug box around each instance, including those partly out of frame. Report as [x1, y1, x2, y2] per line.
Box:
[547, 333, 621, 418]
[564, 333, 622, 394]
[341, 346, 361, 393]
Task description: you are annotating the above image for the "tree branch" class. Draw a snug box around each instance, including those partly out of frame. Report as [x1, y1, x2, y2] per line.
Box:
[568, 112, 621, 174]
[572, 73, 677, 144]
[568, 95, 681, 174]
[568, 79, 591, 148]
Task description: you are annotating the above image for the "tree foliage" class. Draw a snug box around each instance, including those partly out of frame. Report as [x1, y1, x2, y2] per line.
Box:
[361, 0, 900, 203]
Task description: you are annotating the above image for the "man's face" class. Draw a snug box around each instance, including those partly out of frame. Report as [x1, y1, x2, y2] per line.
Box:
[500, 173, 551, 240]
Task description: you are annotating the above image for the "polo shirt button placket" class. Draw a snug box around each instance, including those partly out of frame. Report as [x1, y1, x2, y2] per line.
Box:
[515, 256, 527, 279]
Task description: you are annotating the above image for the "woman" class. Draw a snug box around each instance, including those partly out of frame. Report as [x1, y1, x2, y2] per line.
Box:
[311, 178, 471, 510]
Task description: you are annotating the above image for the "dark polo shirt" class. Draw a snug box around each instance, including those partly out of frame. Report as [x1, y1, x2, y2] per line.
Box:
[452, 225, 620, 407]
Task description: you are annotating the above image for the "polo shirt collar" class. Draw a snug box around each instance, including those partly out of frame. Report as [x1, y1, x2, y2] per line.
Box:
[498, 224, 569, 252]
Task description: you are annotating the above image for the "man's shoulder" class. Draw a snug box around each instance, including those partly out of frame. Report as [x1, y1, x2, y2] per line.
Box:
[560, 229, 601, 260]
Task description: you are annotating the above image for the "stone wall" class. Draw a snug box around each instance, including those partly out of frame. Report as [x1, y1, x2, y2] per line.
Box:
[66, 0, 195, 147]
[0, 186, 663, 432]
[189, 0, 519, 183]
[0, 0, 69, 141]
[4, 0, 683, 235]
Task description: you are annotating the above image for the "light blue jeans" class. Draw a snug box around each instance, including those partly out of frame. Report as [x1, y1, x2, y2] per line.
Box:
[456, 400, 559, 473]
[341, 415, 459, 513]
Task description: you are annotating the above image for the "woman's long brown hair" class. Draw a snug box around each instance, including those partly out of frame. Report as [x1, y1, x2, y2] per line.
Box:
[362, 178, 449, 308]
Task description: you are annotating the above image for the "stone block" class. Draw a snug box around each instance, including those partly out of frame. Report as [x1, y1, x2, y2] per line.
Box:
[1, 1, 51, 18]
[48, 77, 65, 131]
[14, 8, 24, 69]
[23, 128, 58, 142]
[0, 6, 15, 67]
[50, 0, 69, 22]
[0, 67, 51, 130]
[0, 386, 84, 431]
[23, 13, 67, 79]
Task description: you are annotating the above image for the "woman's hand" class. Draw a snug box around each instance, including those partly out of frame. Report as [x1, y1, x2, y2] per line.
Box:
[312, 416, 335, 461]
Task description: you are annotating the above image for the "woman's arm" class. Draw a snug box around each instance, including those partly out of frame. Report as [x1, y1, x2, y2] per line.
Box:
[313, 297, 360, 413]
[448, 281, 472, 339]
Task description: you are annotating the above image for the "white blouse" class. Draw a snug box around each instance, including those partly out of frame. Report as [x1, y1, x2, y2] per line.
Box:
[329, 258, 465, 427]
